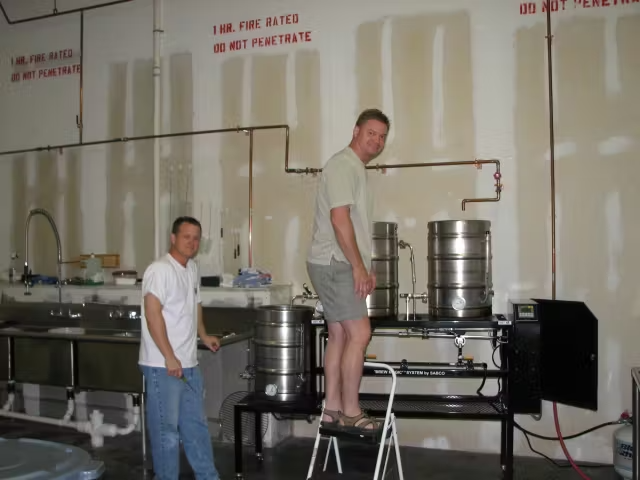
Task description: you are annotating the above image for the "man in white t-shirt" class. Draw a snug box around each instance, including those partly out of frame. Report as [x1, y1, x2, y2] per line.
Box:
[138, 216, 221, 480]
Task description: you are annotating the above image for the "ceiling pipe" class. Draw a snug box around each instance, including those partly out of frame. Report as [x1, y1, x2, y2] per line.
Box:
[0, 0, 133, 26]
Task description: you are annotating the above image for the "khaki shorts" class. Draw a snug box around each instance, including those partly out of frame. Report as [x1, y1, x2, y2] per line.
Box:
[306, 258, 368, 323]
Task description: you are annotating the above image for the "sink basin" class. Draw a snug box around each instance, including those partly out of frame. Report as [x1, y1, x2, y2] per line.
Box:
[47, 327, 86, 335]
[0, 327, 22, 332]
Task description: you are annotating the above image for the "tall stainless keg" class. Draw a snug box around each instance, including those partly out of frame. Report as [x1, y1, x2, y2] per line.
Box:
[253, 304, 314, 401]
[427, 220, 493, 319]
[367, 221, 399, 317]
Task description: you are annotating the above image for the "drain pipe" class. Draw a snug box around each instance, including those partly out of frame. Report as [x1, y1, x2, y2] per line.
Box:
[153, 0, 164, 258]
[2, 381, 15, 411]
[62, 387, 75, 422]
[0, 394, 141, 448]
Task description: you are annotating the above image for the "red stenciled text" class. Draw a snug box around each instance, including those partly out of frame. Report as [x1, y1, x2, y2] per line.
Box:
[211, 13, 313, 54]
[10, 49, 79, 83]
[520, 0, 638, 15]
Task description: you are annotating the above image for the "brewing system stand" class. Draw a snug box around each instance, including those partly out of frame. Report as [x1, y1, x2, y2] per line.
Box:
[232, 313, 517, 480]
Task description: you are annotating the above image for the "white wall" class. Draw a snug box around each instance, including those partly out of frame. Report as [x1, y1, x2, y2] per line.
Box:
[1, 0, 640, 465]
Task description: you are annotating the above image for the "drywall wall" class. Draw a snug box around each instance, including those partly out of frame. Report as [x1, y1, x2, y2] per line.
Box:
[0, 0, 639, 464]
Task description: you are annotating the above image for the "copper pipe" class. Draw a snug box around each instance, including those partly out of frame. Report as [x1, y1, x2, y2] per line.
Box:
[0, 124, 289, 156]
[0, 0, 133, 25]
[78, 11, 84, 144]
[248, 130, 254, 267]
[0, 124, 288, 272]
[546, 3, 557, 301]
[286, 158, 503, 211]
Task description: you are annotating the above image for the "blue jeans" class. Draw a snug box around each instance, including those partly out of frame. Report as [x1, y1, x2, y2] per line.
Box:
[140, 365, 220, 480]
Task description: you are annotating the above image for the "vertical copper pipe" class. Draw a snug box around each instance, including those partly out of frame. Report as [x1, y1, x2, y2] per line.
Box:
[78, 11, 84, 144]
[546, 3, 557, 300]
[546, 9, 588, 478]
[284, 125, 291, 172]
[248, 130, 254, 267]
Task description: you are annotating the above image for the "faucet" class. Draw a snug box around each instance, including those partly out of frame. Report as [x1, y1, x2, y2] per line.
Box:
[24, 208, 63, 312]
[398, 240, 417, 319]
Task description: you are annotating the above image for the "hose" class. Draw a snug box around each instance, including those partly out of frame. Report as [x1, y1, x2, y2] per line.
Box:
[553, 402, 592, 479]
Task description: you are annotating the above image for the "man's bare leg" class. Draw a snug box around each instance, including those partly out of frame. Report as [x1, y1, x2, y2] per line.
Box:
[339, 317, 372, 423]
[323, 322, 346, 423]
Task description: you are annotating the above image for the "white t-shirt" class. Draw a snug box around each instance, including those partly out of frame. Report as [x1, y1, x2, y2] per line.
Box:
[138, 253, 201, 368]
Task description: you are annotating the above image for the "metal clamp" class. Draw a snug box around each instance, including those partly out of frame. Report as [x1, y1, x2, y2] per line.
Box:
[290, 283, 319, 306]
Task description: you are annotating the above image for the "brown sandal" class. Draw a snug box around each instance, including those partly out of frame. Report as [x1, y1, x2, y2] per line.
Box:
[339, 411, 382, 434]
[320, 409, 342, 429]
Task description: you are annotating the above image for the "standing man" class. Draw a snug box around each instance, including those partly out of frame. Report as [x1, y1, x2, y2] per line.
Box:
[139, 216, 221, 480]
[306, 108, 390, 433]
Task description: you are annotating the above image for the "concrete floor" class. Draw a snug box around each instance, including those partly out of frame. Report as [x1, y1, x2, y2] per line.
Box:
[0, 418, 620, 479]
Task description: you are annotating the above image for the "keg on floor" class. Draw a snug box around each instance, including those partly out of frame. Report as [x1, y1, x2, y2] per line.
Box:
[253, 304, 314, 402]
[367, 221, 399, 318]
[427, 220, 493, 319]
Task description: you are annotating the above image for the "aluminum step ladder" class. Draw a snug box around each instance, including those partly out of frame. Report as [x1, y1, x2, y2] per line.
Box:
[306, 361, 404, 480]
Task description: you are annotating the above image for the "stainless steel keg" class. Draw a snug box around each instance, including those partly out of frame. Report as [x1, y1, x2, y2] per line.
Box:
[427, 220, 493, 319]
[367, 221, 399, 317]
[253, 304, 314, 401]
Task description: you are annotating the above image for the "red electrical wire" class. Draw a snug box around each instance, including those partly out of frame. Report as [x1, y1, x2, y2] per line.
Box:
[553, 402, 592, 480]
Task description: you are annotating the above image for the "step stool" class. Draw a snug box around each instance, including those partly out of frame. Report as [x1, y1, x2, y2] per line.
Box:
[306, 361, 404, 480]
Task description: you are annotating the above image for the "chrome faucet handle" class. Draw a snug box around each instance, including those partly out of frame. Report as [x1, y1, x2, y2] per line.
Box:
[302, 283, 313, 296]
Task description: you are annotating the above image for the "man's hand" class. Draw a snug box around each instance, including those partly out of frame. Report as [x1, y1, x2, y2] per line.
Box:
[202, 335, 221, 352]
[165, 356, 183, 378]
[353, 265, 372, 299]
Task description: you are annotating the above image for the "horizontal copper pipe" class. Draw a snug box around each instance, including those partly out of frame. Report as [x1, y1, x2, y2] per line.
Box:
[0, 124, 289, 156]
[0, 0, 133, 25]
[286, 157, 503, 211]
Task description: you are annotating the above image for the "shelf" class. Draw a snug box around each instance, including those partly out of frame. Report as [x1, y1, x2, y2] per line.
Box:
[360, 393, 506, 420]
[233, 393, 506, 421]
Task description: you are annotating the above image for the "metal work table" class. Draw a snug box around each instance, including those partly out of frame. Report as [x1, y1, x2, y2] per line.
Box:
[233, 313, 517, 480]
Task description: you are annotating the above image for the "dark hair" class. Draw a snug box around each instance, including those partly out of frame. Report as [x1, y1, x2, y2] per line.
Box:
[171, 216, 201, 235]
[355, 108, 390, 130]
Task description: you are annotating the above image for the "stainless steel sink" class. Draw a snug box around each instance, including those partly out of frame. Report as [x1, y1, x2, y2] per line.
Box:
[47, 326, 86, 335]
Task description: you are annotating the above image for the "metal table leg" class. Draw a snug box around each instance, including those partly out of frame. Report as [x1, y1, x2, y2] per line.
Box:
[504, 411, 514, 480]
[500, 418, 506, 467]
[234, 404, 244, 479]
[255, 411, 263, 461]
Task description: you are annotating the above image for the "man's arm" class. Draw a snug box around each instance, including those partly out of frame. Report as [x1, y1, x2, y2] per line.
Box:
[144, 293, 178, 364]
[197, 302, 207, 340]
[330, 207, 367, 272]
[196, 302, 221, 352]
